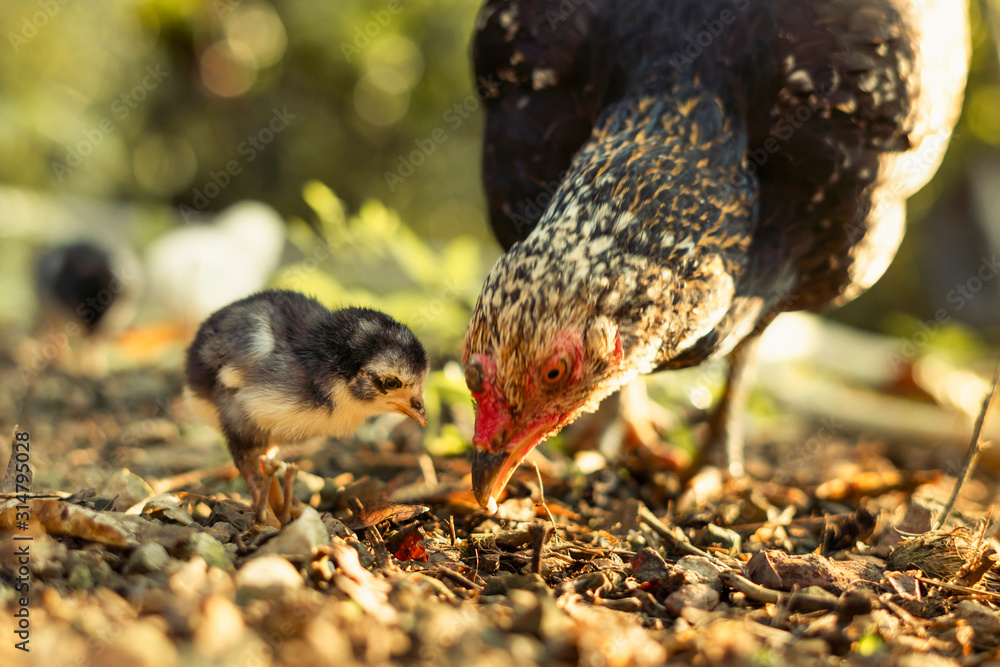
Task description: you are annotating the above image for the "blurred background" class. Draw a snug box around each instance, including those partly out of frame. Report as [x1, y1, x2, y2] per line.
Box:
[2, 0, 1000, 465]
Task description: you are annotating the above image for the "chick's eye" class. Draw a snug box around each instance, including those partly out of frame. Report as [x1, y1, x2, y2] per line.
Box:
[383, 377, 402, 390]
[542, 358, 569, 384]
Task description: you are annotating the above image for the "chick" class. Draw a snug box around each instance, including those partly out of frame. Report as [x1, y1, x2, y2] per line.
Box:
[185, 289, 429, 525]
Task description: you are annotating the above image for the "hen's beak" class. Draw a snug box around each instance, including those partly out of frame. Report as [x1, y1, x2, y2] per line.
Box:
[471, 418, 557, 514]
[471, 448, 511, 514]
[391, 396, 427, 427]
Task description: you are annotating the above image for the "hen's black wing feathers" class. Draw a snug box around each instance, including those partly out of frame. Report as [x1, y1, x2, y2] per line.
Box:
[475, 0, 967, 367]
[475, 0, 616, 249]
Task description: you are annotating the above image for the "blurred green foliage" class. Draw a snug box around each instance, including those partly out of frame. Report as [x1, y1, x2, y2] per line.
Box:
[273, 179, 490, 357]
[0, 0, 487, 240]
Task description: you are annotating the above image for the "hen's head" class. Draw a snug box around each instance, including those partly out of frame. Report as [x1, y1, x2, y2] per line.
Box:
[462, 244, 636, 512]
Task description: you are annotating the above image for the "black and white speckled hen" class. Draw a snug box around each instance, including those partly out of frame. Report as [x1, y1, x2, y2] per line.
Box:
[463, 0, 969, 511]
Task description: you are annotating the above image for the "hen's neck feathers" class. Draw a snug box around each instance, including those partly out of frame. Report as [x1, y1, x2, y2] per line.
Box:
[467, 89, 757, 410]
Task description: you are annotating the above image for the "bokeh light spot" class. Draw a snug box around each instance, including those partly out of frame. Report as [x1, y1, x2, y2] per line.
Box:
[366, 35, 424, 90]
[225, 4, 287, 69]
[200, 40, 258, 98]
[354, 69, 410, 126]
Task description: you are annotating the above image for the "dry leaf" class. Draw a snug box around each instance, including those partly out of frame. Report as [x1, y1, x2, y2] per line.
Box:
[0, 498, 145, 547]
[348, 501, 428, 530]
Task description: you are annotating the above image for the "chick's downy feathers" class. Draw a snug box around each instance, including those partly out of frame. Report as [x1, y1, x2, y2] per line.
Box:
[186, 290, 428, 521]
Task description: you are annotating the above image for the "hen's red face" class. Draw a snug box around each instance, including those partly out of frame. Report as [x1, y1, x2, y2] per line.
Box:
[464, 327, 623, 512]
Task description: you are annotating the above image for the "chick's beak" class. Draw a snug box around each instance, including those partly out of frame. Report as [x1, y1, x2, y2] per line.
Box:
[391, 395, 427, 427]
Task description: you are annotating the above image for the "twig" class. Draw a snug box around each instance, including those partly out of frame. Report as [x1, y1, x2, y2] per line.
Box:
[448, 514, 456, 548]
[0, 492, 64, 500]
[934, 355, 1000, 530]
[720, 570, 868, 613]
[874, 596, 931, 637]
[954, 546, 997, 590]
[366, 522, 399, 573]
[151, 461, 237, 495]
[530, 522, 553, 575]
[953, 515, 996, 589]
[910, 574, 1000, 599]
[418, 452, 438, 488]
[532, 461, 556, 526]
[729, 512, 863, 534]
[637, 504, 727, 565]
[431, 564, 482, 591]
[415, 572, 460, 602]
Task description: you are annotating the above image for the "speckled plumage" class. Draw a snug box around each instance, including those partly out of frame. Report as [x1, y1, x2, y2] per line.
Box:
[463, 0, 969, 506]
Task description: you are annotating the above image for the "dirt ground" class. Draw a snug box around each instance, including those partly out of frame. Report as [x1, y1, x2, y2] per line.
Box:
[2, 329, 1000, 667]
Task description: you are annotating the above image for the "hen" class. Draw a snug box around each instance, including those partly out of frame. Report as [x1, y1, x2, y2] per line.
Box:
[463, 0, 970, 510]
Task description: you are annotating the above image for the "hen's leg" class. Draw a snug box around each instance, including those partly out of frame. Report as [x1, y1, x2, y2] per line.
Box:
[563, 377, 685, 474]
[702, 331, 762, 478]
[606, 378, 685, 468]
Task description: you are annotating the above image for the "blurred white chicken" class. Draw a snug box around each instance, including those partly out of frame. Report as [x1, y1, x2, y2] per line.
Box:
[145, 201, 286, 331]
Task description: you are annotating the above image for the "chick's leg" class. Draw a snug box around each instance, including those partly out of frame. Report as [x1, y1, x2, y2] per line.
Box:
[221, 420, 275, 525]
[260, 453, 283, 525]
[227, 441, 269, 525]
[280, 463, 299, 525]
[263, 457, 302, 526]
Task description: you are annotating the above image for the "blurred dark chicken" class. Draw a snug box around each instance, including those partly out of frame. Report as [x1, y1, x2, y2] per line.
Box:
[35, 242, 118, 334]
[30, 240, 140, 375]
[463, 0, 969, 510]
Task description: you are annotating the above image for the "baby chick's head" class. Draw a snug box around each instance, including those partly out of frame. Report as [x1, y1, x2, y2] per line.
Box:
[330, 307, 429, 425]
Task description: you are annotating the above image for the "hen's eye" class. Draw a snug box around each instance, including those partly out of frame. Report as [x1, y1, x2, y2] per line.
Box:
[383, 377, 402, 390]
[542, 358, 569, 384]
